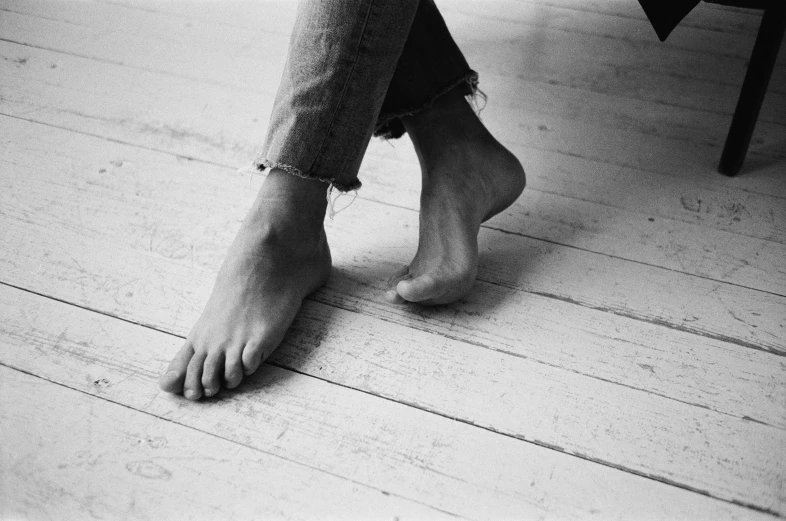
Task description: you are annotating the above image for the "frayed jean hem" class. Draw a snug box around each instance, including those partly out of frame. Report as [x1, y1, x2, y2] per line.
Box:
[256, 71, 483, 193]
[254, 158, 363, 193]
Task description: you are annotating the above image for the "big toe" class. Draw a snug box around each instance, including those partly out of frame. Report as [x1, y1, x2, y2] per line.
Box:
[241, 338, 271, 376]
[397, 273, 448, 305]
[159, 341, 194, 393]
[397, 270, 475, 306]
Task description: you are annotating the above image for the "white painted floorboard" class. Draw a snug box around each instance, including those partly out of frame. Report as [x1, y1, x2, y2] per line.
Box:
[1, 0, 784, 518]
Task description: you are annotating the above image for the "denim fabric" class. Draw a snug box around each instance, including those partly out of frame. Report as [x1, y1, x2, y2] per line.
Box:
[257, 0, 476, 192]
[375, 0, 477, 140]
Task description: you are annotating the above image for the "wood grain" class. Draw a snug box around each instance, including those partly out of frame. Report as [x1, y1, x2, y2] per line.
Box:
[1, 41, 784, 297]
[2, 0, 784, 517]
[0, 369, 460, 520]
[3, 116, 783, 353]
[1, 286, 778, 520]
[90, 0, 786, 129]
[1, 117, 784, 512]
[1, 0, 784, 197]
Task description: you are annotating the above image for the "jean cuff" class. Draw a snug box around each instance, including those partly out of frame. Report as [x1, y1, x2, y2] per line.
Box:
[254, 158, 362, 193]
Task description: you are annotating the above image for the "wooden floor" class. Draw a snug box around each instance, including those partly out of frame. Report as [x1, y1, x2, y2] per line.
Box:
[1, 0, 785, 518]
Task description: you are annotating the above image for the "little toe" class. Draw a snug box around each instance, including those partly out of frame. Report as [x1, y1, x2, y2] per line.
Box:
[224, 353, 244, 389]
[201, 352, 224, 398]
[183, 352, 207, 400]
[159, 341, 194, 393]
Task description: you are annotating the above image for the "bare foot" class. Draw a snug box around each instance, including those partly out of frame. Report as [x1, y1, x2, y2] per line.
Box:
[159, 170, 331, 400]
[390, 89, 525, 305]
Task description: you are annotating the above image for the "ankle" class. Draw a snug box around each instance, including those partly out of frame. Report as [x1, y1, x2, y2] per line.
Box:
[240, 169, 329, 244]
[255, 168, 328, 218]
[260, 167, 329, 201]
[403, 91, 493, 164]
[404, 88, 483, 133]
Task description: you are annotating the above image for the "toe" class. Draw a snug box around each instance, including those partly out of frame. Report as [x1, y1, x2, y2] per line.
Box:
[159, 341, 194, 393]
[201, 351, 224, 398]
[183, 351, 207, 400]
[384, 289, 407, 304]
[396, 273, 445, 304]
[242, 338, 272, 376]
[385, 266, 410, 304]
[224, 351, 244, 389]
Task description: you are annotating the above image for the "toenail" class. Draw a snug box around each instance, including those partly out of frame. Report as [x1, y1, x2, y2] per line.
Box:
[204, 388, 216, 397]
[184, 390, 198, 399]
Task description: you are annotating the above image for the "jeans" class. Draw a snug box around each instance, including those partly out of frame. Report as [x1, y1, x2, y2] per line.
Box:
[256, 0, 478, 192]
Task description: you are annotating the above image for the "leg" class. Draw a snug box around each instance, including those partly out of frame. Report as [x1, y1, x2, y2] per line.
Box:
[259, 0, 421, 191]
[378, 1, 526, 304]
[160, 0, 421, 399]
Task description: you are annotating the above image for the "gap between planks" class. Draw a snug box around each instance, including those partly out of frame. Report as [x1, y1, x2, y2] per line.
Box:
[7, 0, 782, 128]
[0, 284, 781, 519]
[3, 114, 784, 356]
[3, 32, 786, 219]
[0, 364, 461, 521]
[2, 42, 785, 291]
[1, 122, 785, 510]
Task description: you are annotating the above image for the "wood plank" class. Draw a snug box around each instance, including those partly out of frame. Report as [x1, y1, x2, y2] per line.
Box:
[93, 0, 773, 49]
[499, 147, 786, 245]
[1, 118, 784, 511]
[0, 284, 780, 519]
[3, 0, 780, 87]
[3, 116, 783, 354]
[522, 0, 766, 35]
[95, 0, 298, 37]
[15, 34, 778, 154]
[444, 4, 785, 108]
[4, 167, 784, 426]
[87, 0, 786, 126]
[90, 0, 782, 69]
[0, 367, 458, 520]
[0, 2, 288, 89]
[370, 152, 786, 295]
[2, 0, 784, 124]
[1, 34, 786, 242]
[3, 1, 783, 517]
[461, 0, 763, 55]
[2, 40, 785, 299]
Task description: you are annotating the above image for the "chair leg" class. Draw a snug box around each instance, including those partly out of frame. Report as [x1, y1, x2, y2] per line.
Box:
[718, 4, 786, 176]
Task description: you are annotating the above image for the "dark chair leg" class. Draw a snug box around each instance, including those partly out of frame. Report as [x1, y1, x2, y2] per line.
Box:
[718, 4, 786, 176]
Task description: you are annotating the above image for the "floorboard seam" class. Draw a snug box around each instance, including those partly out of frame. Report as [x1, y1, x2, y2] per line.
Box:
[0, 360, 470, 520]
[3, 111, 784, 300]
[484, 225, 786, 297]
[7, 276, 778, 428]
[1, 280, 782, 517]
[2, 39, 785, 197]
